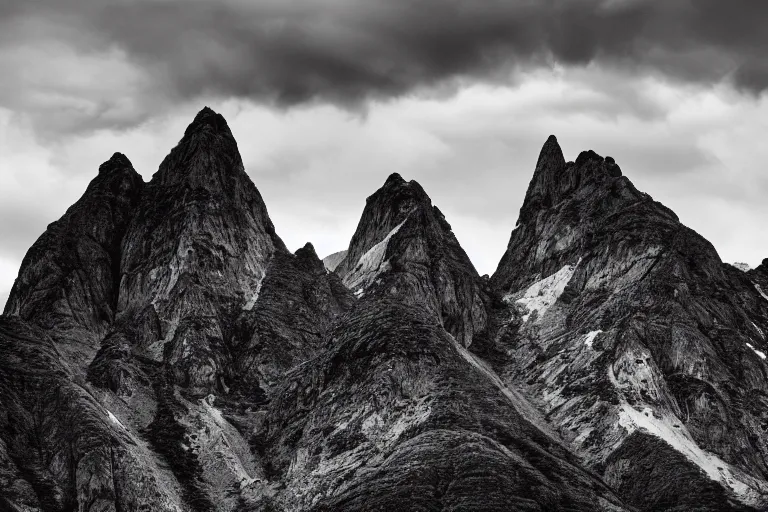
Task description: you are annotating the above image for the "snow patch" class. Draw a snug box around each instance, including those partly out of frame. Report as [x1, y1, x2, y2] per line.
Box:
[507, 260, 580, 323]
[583, 330, 602, 349]
[343, 219, 407, 291]
[752, 322, 765, 339]
[755, 284, 768, 302]
[618, 404, 753, 499]
[107, 410, 126, 430]
[731, 262, 752, 272]
[746, 343, 767, 360]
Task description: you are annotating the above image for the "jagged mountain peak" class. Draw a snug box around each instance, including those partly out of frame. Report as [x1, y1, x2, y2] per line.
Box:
[184, 105, 233, 137]
[339, 173, 435, 279]
[336, 173, 487, 345]
[519, 136, 629, 225]
[98, 152, 135, 175]
[384, 171, 406, 185]
[151, 106, 245, 190]
[4, 151, 144, 370]
[486, 136, 768, 509]
[295, 241, 319, 260]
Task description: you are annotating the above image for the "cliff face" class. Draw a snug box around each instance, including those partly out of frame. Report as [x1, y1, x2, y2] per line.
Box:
[484, 136, 768, 510]
[1, 108, 767, 511]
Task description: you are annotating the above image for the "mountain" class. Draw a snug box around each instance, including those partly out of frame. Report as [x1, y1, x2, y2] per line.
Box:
[481, 136, 768, 510]
[321, 250, 347, 272]
[334, 173, 488, 346]
[1, 108, 767, 511]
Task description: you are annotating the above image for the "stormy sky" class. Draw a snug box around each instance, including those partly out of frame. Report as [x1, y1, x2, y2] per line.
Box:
[2, 0, 768, 309]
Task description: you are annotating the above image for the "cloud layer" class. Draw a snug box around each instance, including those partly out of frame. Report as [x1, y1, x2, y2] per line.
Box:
[1, 0, 767, 137]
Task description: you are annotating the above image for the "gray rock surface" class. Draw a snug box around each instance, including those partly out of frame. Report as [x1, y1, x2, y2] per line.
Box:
[321, 250, 347, 272]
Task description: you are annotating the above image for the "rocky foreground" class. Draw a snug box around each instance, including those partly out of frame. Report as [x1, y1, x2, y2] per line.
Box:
[1, 107, 767, 511]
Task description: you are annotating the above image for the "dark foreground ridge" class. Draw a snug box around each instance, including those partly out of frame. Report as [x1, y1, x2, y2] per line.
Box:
[1, 107, 767, 511]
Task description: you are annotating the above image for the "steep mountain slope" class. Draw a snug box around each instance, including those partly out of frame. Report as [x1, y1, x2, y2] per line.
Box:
[0, 156, 184, 511]
[322, 250, 347, 272]
[259, 299, 628, 511]
[482, 136, 768, 510]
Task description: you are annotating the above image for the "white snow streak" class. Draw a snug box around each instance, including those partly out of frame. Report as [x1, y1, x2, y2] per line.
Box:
[107, 410, 127, 430]
[755, 284, 768, 301]
[746, 343, 767, 360]
[508, 261, 579, 323]
[618, 404, 752, 499]
[344, 219, 407, 291]
[583, 330, 602, 349]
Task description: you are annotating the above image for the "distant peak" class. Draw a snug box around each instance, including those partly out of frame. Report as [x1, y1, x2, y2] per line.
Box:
[537, 135, 565, 170]
[98, 152, 133, 175]
[385, 172, 406, 186]
[575, 149, 603, 167]
[197, 106, 216, 117]
[296, 242, 319, 260]
[184, 106, 232, 137]
[518, 135, 567, 221]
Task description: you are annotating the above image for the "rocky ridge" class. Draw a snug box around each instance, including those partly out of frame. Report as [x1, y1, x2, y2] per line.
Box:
[1, 108, 767, 511]
[481, 136, 768, 510]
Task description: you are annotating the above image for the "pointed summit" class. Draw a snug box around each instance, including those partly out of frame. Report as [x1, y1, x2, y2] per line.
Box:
[518, 135, 566, 222]
[152, 106, 254, 195]
[517, 136, 635, 225]
[337, 173, 487, 345]
[117, 107, 287, 391]
[296, 242, 319, 260]
[489, 138, 768, 508]
[184, 106, 232, 138]
[5, 153, 144, 366]
[98, 152, 133, 175]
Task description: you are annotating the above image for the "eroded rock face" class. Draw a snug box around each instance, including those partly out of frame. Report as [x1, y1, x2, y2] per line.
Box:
[1, 108, 357, 511]
[0, 316, 185, 512]
[321, 250, 347, 272]
[484, 136, 768, 510]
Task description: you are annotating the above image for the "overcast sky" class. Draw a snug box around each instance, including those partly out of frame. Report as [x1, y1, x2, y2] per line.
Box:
[2, 0, 768, 310]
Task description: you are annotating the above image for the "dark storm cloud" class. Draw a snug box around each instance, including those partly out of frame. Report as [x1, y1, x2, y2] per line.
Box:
[1, 0, 767, 134]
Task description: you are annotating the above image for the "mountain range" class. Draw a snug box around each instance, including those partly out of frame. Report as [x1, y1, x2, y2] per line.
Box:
[2, 106, 768, 511]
